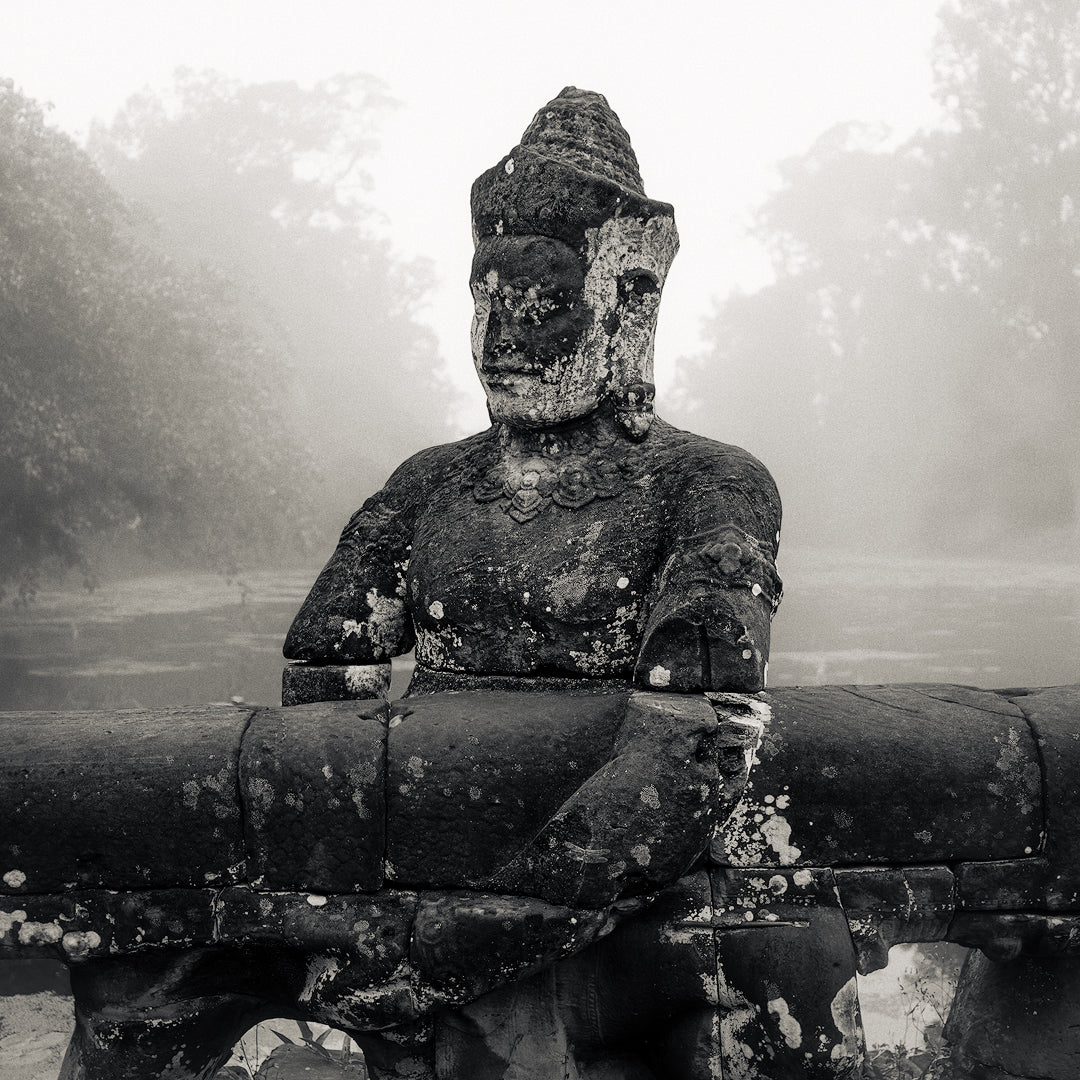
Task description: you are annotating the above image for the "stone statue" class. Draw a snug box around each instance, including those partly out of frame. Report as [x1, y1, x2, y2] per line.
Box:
[284, 87, 782, 701]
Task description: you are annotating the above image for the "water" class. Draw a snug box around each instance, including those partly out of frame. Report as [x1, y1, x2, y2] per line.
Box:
[2, 549, 1077, 712]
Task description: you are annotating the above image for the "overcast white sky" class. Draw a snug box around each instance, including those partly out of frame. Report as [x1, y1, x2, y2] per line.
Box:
[8, 0, 946, 430]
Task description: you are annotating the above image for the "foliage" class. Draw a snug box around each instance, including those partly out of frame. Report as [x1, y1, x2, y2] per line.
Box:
[222, 1021, 367, 1079]
[680, 0, 1080, 554]
[0, 80, 311, 598]
[88, 70, 463, 537]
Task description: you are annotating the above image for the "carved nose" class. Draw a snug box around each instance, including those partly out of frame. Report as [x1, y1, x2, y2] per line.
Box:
[483, 314, 530, 373]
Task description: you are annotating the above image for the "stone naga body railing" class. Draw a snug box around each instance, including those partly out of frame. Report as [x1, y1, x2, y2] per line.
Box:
[3, 682, 1079, 1078]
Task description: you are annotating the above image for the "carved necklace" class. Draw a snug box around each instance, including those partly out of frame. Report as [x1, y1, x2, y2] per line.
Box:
[472, 419, 634, 523]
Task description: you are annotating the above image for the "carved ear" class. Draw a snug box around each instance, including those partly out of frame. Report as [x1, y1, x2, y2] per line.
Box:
[616, 269, 660, 311]
[607, 268, 662, 439]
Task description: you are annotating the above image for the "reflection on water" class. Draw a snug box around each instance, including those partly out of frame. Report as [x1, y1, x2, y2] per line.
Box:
[1, 550, 1076, 711]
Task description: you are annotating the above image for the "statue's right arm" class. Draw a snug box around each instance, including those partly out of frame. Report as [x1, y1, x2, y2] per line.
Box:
[283, 453, 430, 663]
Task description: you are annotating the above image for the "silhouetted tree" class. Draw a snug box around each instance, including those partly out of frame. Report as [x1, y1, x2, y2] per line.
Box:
[681, 0, 1080, 553]
[89, 70, 462, 535]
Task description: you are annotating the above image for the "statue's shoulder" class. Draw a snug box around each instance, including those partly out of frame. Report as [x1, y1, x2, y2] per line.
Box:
[375, 427, 498, 500]
[646, 418, 779, 494]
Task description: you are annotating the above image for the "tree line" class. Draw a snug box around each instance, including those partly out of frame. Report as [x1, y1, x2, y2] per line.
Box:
[676, 0, 1080, 556]
[0, 71, 458, 599]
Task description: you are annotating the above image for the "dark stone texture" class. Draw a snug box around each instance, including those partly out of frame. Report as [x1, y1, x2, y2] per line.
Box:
[0, 890, 216, 962]
[486, 692, 720, 907]
[954, 856, 1053, 910]
[834, 865, 956, 973]
[710, 866, 863, 1073]
[282, 662, 390, 706]
[948, 911, 1080, 961]
[713, 685, 1042, 866]
[410, 890, 609, 1005]
[384, 691, 629, 891]
[1008, 685, 1080, 906]
[239, 702, 387, 892]
[433, 874, 721, 1080]
[0, 705, 252, 893]
[215, 887, 415, 977]
[944, 949, 1080, 1079]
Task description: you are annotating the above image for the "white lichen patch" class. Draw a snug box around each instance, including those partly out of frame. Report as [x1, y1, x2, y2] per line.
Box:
[306, 894, 328, 907]
[630, 844, 651, 867]
[0, 909, 27, 935]
[640, 785, 661, 810]
[364, 589, 406, 652]
[989, 726, 1036, 815]
[767, 997, 803, 1049]
[829, 976, 864, 1064]
[18, 920, 63, 946]
[761, 814, 802, 865]
[648, 664, 671, 687]
[406, 756, 425, 780]
[567, 602, 641, 675]
[61, 930, 101, 959]
[428, 600, 444, 620]
[3, 869, 26, 889]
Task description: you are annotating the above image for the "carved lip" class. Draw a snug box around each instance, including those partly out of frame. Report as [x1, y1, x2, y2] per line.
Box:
[482, 356, 544, 376]
[482, 370, 541, 392]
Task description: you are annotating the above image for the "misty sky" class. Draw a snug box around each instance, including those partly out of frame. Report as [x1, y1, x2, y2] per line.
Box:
[8, 0, 945, 431]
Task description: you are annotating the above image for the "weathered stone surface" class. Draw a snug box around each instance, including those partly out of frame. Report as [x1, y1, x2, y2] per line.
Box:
[712, 685, 1042, 867]
[433, 874, 719, 1080]
[410, 890, 609, 1005]
[710, 866, 863, 1074]
[486, 692, 720, 907]
[282, 662, 390, 706]
[384, 691, 628, 891]
[0, 706, 251, 893]
[944, 949, 1080, 1079]
[954, 856, 1053, 910]
[0, 890, 216, 961]
[948, 911, 1080, 961]
[215, 888, 415, 976]
[239, 702, 387, 892]
[63, 947, 279, 1080]
[834, 865, 956, 973]
[1008, 685, 1080, 906]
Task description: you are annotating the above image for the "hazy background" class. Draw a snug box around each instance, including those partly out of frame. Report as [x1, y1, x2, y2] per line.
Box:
[2, 0, 1078, 607]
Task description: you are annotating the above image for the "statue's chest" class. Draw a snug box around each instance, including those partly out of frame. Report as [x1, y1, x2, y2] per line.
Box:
[406, 486, 661, 674]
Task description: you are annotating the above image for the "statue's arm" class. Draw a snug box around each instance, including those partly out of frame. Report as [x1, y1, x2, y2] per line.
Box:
[634, 446, 782, 693]
[283, 454, 430, 664]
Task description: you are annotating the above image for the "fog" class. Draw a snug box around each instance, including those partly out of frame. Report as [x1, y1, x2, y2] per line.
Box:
[3, 0, 1078, 589]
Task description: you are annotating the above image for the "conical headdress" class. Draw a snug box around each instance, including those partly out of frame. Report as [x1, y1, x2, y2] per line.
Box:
[471, 87, 675, 253]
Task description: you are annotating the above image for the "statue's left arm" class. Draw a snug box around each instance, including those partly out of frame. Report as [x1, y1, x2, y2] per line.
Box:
[634, 442, 782, 693]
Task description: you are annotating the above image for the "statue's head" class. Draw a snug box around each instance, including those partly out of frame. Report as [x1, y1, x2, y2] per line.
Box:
[470, 88, 679, 436]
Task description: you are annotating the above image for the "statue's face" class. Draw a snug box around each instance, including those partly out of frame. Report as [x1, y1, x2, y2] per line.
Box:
[470, 235, 599, 427]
